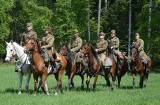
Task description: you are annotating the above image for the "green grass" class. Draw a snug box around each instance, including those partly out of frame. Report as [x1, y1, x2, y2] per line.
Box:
[0, 63, 160, 105]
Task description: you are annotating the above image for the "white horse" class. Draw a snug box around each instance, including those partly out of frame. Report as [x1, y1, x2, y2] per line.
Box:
[5, 41, 32, 94]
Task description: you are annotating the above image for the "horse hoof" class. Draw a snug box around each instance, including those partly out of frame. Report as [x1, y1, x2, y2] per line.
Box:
[55, 92, 58, 96]
[46, 92, 50, 96]
[18, 91, 21, 95]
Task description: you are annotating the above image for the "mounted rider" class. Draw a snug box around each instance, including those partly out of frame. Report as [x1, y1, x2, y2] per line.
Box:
[95, 32, 108, 65]
[133, 33, 150, 69]
[41, 26, 60, 73]
[68, 29, 83, 73]
[20, 23, 37, 46]
[108, 30, 124, 64]
[20, 23, 44, 54]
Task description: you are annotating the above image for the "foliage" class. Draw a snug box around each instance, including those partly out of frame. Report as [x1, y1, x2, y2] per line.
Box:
[0, 0, 160, 69]
[0, 0, 14, 58]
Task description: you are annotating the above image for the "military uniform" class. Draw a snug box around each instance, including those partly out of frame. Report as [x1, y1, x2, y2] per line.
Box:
[42, 33, 55, 63]
[20, 30, 37, 46]
[134, 38, 149, 63]
[69, 36, 82, 53]
[96, 39, 108, 66]
[108, 36, 120, 55]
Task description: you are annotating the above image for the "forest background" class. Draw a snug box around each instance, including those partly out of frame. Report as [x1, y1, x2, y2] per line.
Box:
[0, 0, 160, 69]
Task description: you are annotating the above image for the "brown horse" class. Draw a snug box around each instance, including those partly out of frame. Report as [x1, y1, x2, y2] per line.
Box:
[49, 47, 67, 95]
[130, 47, 152, 88]
[80, 42, 100, 92]
[25, 39, 49, 95]
[59, 43, 86, 90]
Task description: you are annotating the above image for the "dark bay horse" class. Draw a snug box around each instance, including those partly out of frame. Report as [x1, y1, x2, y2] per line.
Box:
[101, 47, 128, 90]
[25, 39, 49, 95]
[80, 42, 100, 92]
[130, 47, 152, 88]
[59, 43, 86, 90]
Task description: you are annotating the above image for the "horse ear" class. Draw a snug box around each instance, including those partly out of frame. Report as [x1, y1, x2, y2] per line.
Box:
[5, 41, 8, 45]
[10, 40, 13, 44]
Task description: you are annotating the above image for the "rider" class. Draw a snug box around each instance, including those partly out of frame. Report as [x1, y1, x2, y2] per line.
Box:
[41, 26, 60, 73]
[96, 32, 108, 66]
[68, 29, 83, 74]
[108, 30, 124, 64]
[95, 32, 108, 75]
[133, 33, 150, 69]
[20, 22, 44, 54]
[20, 23, 37, 46]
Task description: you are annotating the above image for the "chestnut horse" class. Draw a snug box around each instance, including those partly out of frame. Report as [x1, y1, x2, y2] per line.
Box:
[26, 39, 67, 95]
[80, 42, 100, 92]
[59, 43, 86, 90]
[49, 47, 67, 95]
[130, 47, 152, 88]
[25, 39, 49, 95]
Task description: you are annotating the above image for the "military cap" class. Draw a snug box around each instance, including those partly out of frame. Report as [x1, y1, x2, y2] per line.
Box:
[135, 33, 140, 37]
[43, 26, 52, 31]
[99, 32, 105, 36]
[26, 22, 33, 27]
[73, 29, 79, 33]
[111, 30, 116, 33]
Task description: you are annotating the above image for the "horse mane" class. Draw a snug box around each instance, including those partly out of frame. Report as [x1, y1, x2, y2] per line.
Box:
[60, 43, 74, 62]
[83, 42, 99, 60]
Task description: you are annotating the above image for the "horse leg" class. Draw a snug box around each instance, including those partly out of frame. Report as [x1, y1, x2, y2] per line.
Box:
[67, 69, 75, 91]
[41, 72, 49, 95]
[80, 74, 84, 90]
[117, 73, 121, 88]
[93, 73, 99, 92]
[110, 69, 116, 90]
[104, 71, 111, 88]
[139, 72, 144, 88]
[33, 74, 38, 95]
[132, 73, 136, 89]
[25, 73, 31, 93]
[86, 75, 91, 92]
[143, 71, 149, 88]
[37, 77, 42, 91]
[18, 71, 23, 94]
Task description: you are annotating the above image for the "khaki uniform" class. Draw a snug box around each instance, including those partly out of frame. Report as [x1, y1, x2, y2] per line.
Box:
[42, 34, 54, 62]
[108, 36, 120, 55]
[69, 36, 82, 62]
[96, 39, 108, 66]
[135, 38, 149, 63]
[21, 30, 37, 46]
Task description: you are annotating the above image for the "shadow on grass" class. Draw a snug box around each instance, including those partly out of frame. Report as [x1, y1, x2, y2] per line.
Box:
[0, 88, 36, 94]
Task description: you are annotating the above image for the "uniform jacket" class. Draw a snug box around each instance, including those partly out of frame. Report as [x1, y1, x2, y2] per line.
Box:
[108, 36, 119, 50]
[96, 39, 108, 54]
[69, 36, 82, 52]
[21, 30, 37, 45]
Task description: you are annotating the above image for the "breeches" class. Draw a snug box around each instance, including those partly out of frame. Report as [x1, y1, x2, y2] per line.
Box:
[139, 51, 149, 61]
[100, 53, 106, 66]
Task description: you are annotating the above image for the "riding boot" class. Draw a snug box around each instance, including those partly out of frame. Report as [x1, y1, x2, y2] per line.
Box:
[50, 61, 58, 74]
[37, 40, 45, 59]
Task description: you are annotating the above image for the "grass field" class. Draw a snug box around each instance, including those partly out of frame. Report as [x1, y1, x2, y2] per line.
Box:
[0, 63, 160, 105]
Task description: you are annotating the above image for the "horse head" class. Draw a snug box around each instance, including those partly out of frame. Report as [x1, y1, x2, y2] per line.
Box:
[5, 41, 16, 62]
[25, 38, 37, 52]
[131, 46, 139, 62]
[59, 43, 68, 56]
[80, 42, 91, 55]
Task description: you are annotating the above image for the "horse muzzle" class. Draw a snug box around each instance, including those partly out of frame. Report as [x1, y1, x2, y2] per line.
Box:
[5, 57, 11, 62]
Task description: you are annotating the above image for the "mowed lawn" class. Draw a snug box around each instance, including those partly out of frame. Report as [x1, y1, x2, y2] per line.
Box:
[0, 63, 160, 105]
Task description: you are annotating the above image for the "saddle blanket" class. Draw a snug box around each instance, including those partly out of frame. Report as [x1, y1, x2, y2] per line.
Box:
[105, 57, 112, 68]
